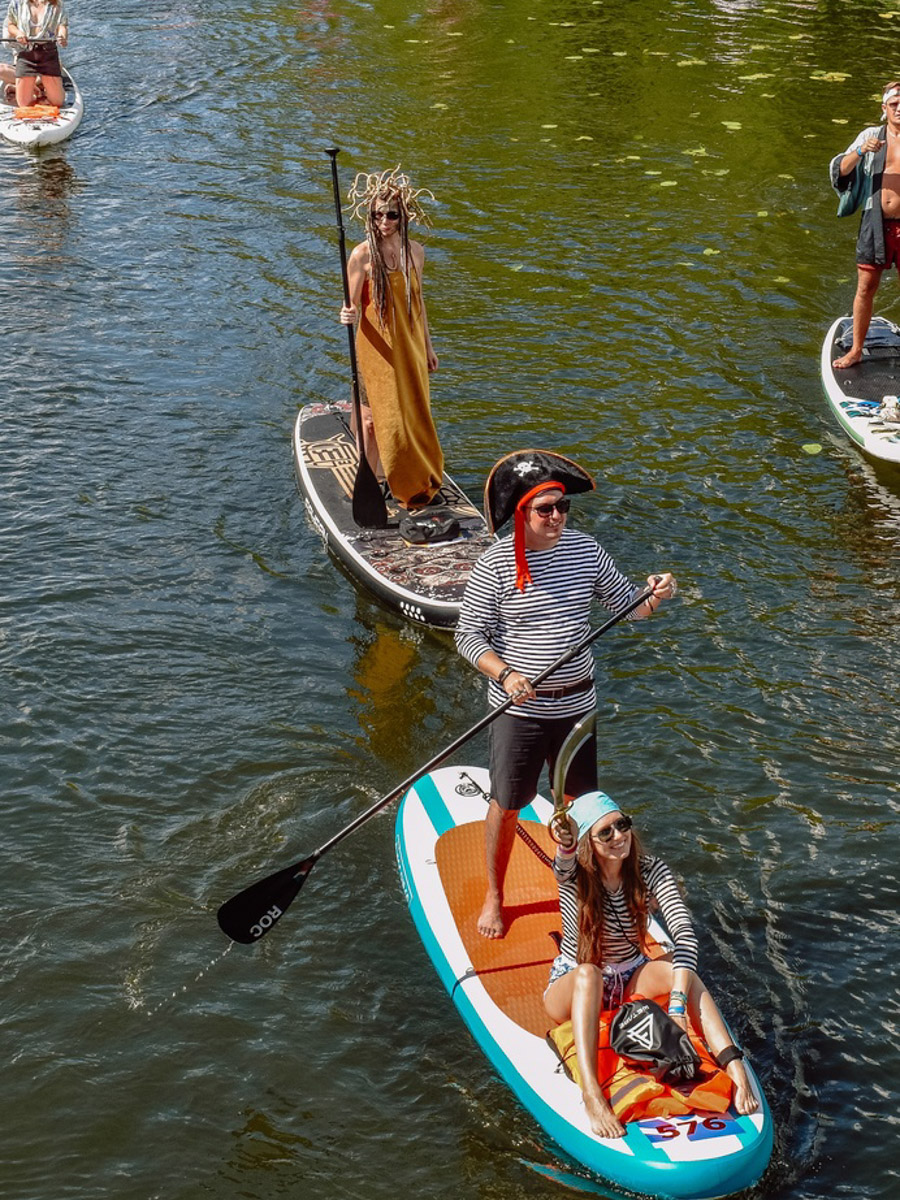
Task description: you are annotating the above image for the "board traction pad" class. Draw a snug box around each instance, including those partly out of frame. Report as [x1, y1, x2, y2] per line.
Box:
[297, 402, 494, 612]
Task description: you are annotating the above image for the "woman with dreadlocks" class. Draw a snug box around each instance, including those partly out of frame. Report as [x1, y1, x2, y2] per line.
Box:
[339, 168, 444, 510]
[544, 791, 759, 1139]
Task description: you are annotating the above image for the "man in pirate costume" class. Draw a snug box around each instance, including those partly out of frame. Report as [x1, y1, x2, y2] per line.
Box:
[455, 451, 677, 939]
[339, 167, 443, 510]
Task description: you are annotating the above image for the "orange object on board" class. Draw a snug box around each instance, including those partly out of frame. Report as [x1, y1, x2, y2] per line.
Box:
[14, 104, 60, 120]
[546, 997, 735, 1122]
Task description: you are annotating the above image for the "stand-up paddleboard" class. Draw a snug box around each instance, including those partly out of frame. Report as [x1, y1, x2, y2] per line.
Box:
[821, 316, 900, 464]
[395, 766, 773, 1199]
[293, 402, 493, 628]
[0, 68, 83, 149]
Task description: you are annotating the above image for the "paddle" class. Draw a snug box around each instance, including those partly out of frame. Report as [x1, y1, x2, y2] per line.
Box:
[216, 582, 657, 944]
[327, 147, 388, 530]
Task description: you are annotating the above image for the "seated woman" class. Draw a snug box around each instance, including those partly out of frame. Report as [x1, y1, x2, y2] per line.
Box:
[545, 790, 759, 1139]
[6, 0, 68, 109]
[2, 68, 46, 102]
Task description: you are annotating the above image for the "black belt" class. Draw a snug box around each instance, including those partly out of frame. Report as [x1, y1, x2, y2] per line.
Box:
[535, 677, 593, 700]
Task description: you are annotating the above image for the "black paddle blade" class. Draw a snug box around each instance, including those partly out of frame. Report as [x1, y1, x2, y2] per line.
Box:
[352, 457, 388, 529]
[216, 854, 319, 944]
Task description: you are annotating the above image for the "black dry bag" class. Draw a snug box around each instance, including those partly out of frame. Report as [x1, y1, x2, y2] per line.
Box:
[609, 997, 701, 1084]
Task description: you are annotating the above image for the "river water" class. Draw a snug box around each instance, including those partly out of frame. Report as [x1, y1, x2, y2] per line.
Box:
[2, 1, 898, 1198]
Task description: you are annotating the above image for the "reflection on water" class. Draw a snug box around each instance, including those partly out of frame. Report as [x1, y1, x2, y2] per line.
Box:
[345, 591, 442, 768]
[0, 150, 81, 274]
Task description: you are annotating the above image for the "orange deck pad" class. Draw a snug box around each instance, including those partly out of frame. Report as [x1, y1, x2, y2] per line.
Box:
[434, 820, 666, 1038]
[434, 820, 563, 1037]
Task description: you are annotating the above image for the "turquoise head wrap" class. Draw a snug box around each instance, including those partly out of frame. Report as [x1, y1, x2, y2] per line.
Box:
[567, 790, 622, 843]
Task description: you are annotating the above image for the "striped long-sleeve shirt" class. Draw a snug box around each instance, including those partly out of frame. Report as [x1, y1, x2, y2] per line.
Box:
[454, 528, 641, 720]
[553, 848, 699, 974]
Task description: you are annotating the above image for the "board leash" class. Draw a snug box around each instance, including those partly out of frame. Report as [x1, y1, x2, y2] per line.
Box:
[457, 770, 554, 869]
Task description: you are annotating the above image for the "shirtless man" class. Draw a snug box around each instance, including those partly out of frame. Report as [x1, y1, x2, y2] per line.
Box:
[831, 82, 900, 368]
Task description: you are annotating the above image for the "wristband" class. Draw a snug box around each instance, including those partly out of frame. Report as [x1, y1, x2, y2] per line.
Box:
[668, 1005, 686, 1017]
[857, 145, 865, 157]
[497, 666, 514, 685]
[670, 989, 688, 1004]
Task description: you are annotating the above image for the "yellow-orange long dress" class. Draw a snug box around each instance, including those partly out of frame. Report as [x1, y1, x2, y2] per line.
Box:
[356, 267, 444, 508]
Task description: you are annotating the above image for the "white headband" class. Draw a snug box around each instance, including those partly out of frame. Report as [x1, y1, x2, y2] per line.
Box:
[883, 87, 900, 103]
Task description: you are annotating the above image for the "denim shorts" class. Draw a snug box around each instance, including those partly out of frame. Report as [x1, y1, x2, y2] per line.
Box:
[545, 953, 647, 1008]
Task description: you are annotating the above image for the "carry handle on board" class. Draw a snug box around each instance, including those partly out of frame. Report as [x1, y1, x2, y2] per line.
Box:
[326, 148, 388, 529]
[216, 581, 660, 944]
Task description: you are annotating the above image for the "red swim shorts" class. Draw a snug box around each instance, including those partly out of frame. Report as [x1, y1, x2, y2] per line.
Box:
[861, 218, 900, 273]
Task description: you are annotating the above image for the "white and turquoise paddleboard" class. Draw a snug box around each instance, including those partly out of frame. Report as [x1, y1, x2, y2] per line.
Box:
[395, 766, 773, 1199]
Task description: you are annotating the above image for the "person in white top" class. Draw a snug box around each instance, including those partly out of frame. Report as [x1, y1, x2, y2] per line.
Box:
[6, 0, 68, 108]
[831, 82, 900, 368]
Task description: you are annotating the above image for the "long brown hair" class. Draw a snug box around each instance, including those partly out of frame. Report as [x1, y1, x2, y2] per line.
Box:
[575, 824, 649, 964]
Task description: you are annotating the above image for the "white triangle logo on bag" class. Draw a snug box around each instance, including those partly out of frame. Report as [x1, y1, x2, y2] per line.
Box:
[623, 1011, 658, 1051]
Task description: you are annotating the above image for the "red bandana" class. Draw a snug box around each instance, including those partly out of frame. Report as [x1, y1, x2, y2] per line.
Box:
[514, 480, 565, 591]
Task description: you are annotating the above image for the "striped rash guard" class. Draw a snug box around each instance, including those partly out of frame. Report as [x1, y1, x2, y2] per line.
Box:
[553, 846, 699, 974]
[454, 528, 642, 720]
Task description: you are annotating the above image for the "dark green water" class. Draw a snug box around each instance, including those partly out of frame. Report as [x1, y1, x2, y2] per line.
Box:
[2, 1, 898, 1198]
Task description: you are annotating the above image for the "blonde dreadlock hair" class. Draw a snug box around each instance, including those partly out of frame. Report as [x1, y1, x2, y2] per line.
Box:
[345, 167, 435, 329]
[575, 824, 649, 966]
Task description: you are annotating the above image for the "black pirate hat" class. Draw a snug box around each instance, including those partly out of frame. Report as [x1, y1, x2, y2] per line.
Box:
[483, 450, 595, 534]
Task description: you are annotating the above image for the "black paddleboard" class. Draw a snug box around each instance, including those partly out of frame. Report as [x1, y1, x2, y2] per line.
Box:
[292, 402, 493, 628]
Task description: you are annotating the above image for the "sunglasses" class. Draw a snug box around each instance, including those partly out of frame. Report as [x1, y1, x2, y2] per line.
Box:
[530, 498, 571, 518]
[591, 815, 633, 843]
[373, 209, 400, 221]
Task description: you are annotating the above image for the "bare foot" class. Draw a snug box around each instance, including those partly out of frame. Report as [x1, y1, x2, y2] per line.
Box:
[477, 893, 505, 939]
[833, 348, 863, 369]
[727, 1062, 759, 1116]
[583, 1090, 626, 1139]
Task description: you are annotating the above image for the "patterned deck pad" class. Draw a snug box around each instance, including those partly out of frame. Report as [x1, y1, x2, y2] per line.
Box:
[296, 402, 494, 614]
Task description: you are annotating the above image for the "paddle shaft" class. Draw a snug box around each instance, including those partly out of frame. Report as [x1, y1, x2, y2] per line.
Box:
[326, 148, 387, 528]
[327, 148, 364, 417]
[302, 587, 637, 857]
[313, 584, 654, 858]
[217, 581, 660, 942]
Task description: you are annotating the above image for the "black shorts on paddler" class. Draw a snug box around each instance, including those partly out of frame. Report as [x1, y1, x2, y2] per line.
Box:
[488, 711, 598, 811]
[15, 42, 62, 80]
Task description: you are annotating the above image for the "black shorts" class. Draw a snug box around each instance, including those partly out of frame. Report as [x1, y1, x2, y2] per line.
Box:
[15, 43, 62, 79]
[488, 711, 598, 811]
